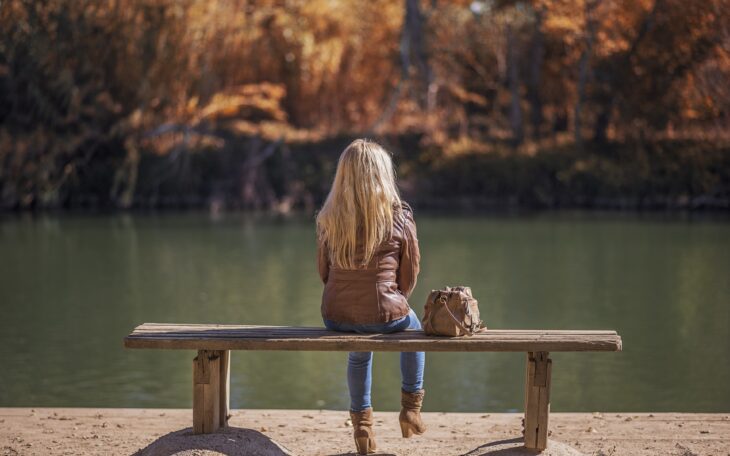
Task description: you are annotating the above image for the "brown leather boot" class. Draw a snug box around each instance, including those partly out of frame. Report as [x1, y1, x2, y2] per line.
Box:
[399, 389, 426, 437]
[349, 407, 376, 454]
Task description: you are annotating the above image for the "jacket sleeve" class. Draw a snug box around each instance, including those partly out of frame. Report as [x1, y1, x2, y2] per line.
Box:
[397, 208, 421, 299]
[317, 235, 330, 284]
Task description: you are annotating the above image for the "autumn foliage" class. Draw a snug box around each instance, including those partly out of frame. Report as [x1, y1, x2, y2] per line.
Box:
[0, 0, 728, 210]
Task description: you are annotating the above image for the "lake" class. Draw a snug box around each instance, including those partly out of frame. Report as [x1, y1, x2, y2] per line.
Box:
[1, 212, 728, 413]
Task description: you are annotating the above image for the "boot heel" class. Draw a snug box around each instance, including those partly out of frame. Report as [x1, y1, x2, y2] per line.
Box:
[354, 436, 371, 454]
[400, 421, 414, 438]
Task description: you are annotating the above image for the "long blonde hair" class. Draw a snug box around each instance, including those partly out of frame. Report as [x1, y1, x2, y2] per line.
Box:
[316, 138, 402, 269]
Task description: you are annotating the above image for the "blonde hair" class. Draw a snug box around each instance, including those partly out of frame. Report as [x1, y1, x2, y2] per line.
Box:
[316, 138, 402, 269]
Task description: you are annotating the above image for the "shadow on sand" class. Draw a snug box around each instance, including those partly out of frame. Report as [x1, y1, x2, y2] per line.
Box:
[131, 428, 580, 456]
[326, 452, 397, 456]
[131, 426, 293, 456]
[327, 453, 396, 456]
[460, 437, 584, 456]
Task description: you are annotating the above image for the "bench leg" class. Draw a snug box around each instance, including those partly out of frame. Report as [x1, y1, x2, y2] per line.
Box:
[219, 350, 231, 427]
[193, 350, 221, 434]
[524, 351, 552, 452]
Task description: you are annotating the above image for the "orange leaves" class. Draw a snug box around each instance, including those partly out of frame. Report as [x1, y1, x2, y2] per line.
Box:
[1, 0, 728, 210]
[198, 83, 288, 124]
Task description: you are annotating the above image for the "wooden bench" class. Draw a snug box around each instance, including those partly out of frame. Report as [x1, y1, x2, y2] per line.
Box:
[124, 323, 622, 452]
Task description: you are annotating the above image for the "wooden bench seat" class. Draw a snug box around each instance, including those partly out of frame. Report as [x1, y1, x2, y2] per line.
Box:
[124, 323, 622, 452]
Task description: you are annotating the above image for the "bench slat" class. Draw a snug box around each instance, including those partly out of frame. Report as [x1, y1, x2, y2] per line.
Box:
[124, 324, 622, 352]
[136, 322, 618, 332]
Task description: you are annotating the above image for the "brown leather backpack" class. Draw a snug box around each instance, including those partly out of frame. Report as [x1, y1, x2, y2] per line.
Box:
[422, 286, 486, 336]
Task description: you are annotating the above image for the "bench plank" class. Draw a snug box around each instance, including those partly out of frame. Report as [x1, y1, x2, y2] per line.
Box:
[124, 323, 622, 352]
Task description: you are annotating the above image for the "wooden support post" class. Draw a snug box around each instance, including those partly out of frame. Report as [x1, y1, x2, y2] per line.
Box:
[193, 350, 221, 434]
[524, 351, 552, 452]
[219, 350, 231, 427]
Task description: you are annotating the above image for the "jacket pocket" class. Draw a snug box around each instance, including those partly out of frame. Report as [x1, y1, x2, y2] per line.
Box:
[376, 280, 407, 321]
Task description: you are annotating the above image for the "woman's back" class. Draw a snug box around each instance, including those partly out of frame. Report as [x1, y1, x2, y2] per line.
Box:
[317, 202, 420, 324]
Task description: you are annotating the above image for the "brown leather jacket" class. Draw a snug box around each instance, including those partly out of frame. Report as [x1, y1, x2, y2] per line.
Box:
[317, 202, 421, 324]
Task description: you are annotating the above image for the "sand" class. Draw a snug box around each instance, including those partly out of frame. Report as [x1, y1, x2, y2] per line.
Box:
[1, 408, 728, 456]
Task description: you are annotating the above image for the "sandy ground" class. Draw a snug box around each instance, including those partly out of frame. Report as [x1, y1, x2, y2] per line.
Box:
[0, 408, 728, 456]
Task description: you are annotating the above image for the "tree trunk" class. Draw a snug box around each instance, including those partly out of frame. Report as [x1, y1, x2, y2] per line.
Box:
[575, 0, 600, 147]
[405, 0, 434, 110]
[369, 0, 433, 132]
[593, 100, 613, 144]
[528, 7, 545, 140]
[592, 0, 661, 143]
[507, 24, 524, 147]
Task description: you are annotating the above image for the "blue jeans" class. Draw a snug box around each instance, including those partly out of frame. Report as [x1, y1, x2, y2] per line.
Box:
[323, 308, 426, 412]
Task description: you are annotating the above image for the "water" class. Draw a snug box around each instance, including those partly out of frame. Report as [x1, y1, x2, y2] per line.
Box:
[1, 212, 728, 413]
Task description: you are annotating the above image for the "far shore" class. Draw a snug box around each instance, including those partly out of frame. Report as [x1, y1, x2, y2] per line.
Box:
[1, 408, 728, 455]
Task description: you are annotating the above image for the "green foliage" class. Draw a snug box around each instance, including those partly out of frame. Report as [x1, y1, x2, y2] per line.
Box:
[420, 141, 730, 209]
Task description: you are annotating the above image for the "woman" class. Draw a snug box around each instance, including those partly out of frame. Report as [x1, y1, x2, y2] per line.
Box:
[316, 138, 426, 455]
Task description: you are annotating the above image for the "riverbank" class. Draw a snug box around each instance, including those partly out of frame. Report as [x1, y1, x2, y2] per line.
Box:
[1, 408, 728, 455]
[3, 134, 729, 212]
